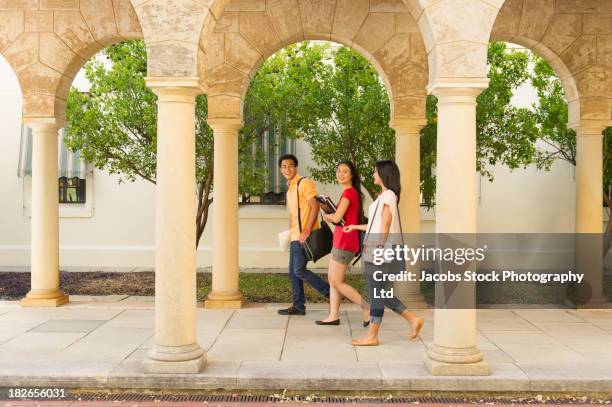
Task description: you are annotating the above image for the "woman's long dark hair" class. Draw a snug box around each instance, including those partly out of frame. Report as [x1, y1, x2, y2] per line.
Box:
[338, 160, 366, 223]
[375, 160, 402, 203]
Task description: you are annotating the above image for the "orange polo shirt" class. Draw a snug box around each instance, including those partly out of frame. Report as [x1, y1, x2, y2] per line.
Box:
[286, 175, 319, 241]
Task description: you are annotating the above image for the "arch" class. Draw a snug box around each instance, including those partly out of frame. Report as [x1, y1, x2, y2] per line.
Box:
[0, 0, 143, 121]
[197, 0, 429, 122]
[491, 0, 612, 127]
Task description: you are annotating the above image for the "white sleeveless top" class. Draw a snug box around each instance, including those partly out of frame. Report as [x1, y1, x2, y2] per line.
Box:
[366, 189, 401, 235]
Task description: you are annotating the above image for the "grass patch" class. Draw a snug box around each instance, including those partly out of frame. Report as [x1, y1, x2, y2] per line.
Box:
[1, 272, 610, 305]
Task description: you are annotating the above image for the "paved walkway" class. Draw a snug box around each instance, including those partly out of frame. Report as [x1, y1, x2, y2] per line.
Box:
[0, 297, 611, 392]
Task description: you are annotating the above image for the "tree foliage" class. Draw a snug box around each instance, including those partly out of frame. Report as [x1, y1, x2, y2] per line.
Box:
[527, 52, 612, 248]
[66, 39, 611, 252]
[243, 43, 393, 199]
[67, 41, 224, 246]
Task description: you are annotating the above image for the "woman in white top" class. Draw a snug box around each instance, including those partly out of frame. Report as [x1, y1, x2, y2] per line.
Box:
[343, 160, 424, 346]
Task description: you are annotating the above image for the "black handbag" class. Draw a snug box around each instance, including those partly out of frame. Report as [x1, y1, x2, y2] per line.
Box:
[297, 178, 333, 262]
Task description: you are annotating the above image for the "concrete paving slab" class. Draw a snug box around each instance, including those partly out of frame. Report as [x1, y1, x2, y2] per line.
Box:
[0, 325, 30, 343]
[207, 328, 285, 361]
[286, 315, 352, 337]
[535, 322, 610, 337]
[0, 311, 53, 328]
[51, 308, 124, 320]
[558, 338, 612, 352]
[481, 349, 514, 363]
[496, 344, 585, 364]
[237, 361, 382, 390]
[70, 295, 130, 302]
[30, 319, 106, 333]
[513, 309, 584, 324]
[476, 334, 500, 351]
[477, 318, 539, 332]
[0, 301, 610, 392]
[355, 337, 425, 363]
[125, 348, 149, 362]
[521, 362, 612, 392]
[379, 362, 529, 391]
[281, 334, 357, 362]
[109, 359, 241, 389]
[67, 327, 153, 358]
[482, 331, 561, 346]
[100, 309, 154, 329]
[121, 296, 155, 302]
[0, 331, 86, 349]
[226, 311, 288, 329]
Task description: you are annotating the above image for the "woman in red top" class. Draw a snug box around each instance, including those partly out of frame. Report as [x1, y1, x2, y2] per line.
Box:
[316, 161, 370, 326]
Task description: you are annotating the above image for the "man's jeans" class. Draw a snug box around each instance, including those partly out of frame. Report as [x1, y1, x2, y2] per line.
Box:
[289, 241, 330, 310]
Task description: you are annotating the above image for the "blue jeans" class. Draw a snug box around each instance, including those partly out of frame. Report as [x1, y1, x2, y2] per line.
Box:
[289, 241, 330, 310]
[364, 260, 407, 324]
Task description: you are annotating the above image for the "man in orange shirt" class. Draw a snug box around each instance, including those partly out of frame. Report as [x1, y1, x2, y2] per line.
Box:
[278, 154, 330, 315]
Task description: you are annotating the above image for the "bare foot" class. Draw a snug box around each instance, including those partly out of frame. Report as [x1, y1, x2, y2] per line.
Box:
[410, 317, 424, 340]
[352, 336, 379, 346]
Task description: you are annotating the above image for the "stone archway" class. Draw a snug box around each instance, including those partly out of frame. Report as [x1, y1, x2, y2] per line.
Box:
[490, 0, 612, 308]
[0, 0, 142, 121]
[199, 0, 429, 122]
[0, 1, 143, 310]
[195, 0, 430, 310]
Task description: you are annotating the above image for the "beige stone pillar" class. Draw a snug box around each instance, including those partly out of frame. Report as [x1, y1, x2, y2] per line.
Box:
[143, 78, 205, 374]
[392, 118, 427, 308]
[20, 120, 69, 307]
[572, 122, 608, 307]
[424, 85, 489, 376]
[204, 118, 245, 309]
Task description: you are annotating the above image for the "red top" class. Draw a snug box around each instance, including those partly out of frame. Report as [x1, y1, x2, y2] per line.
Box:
[332, 187, 360, 253]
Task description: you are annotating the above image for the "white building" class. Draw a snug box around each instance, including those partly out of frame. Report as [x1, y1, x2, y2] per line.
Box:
[0, 54, 606, 272]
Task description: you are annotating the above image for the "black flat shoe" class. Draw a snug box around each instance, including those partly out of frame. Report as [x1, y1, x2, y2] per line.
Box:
[278, 306, 305, 315]
[315, 319, 340, 325]
[363, 320, 370, 328]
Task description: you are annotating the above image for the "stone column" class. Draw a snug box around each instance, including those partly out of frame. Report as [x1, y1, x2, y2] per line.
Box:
[572, 122, 608, 307]
[143, 78, 205, 374]
[423, 85, 489, 376]
[392, 118, 427, 308]
[204, 118, 245, 309]
[20, 120, 69, 307]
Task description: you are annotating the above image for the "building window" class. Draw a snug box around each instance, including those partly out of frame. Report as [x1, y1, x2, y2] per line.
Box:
[241, 116, 295, 205]
[59, 177, 86, 204]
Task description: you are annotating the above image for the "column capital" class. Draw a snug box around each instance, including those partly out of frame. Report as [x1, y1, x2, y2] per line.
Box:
[145, 77, 202, 102]
[390, 118, 427, 135]
[570, 120, 610, 138]
[427, 78, 489, 104]
[23, 117, 66, 134]
[208, 118, 243, 133]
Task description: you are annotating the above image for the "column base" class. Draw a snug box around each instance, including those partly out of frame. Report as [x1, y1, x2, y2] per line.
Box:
[143, 343, 206, 374]
[204, 291, 245, 309]
[566, 293, 612, 309]
[424, 354, 489, 376]
[424, 344, 489, 376]
[20, 290, 69, 307]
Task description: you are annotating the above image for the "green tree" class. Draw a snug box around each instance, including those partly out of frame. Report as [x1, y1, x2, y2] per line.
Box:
[65, 40, 262, 246]
[528, 54, 612, 250]
[303, 46, 394, 199]
[243, 43, 393, 200]
[420, 42, 542, 206]
[240, 42, 332, 200]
